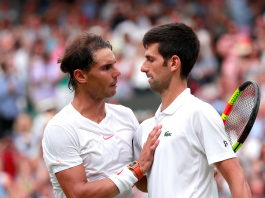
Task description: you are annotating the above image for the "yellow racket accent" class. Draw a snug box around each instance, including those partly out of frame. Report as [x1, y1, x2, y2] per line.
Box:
[232, 142, 242, 152]
[228, 89, 243, 105]
[221, 114, 228, 120]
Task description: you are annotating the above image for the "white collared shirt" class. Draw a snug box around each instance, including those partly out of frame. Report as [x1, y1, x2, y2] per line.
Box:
[133, 88, 236, 198]
[42, 103, 139, 198]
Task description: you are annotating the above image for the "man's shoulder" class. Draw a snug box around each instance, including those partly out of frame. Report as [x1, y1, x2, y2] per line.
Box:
[187, 95, 217, 113]
[46, 104, 73, 128]
[186, 96, 222, 126]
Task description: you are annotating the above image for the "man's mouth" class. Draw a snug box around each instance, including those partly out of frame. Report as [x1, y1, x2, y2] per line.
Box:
[110, 82, 117, 87]
[147, 76, 153, 82]
[147, 74, 153, 79]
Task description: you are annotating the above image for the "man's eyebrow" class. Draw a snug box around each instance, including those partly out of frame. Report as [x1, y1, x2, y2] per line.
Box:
[101, 61, 116, 67]
[145, 55, 154, 58]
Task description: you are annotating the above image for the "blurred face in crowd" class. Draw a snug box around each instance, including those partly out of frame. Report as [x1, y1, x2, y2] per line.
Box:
[141, 43, 172, 93]
[81, 48, 121, 100]
[250, 178, 265, 198]
[14, 113, 32, 133]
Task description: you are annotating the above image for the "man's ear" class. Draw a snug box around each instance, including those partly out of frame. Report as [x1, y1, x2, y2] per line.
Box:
[169, 55, 181, 72]
[74, 69, 87, 84]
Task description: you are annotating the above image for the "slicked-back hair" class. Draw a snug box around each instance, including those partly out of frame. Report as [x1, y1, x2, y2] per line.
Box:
[142, 22, 200, 79]
[58, 32, 112, 91]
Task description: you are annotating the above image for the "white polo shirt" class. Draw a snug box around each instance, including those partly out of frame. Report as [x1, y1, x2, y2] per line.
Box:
[133, 88, 236, 198]
[42, 103, 139, 198]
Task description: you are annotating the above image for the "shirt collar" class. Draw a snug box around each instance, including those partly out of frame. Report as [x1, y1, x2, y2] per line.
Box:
[155, 88, 192, 118]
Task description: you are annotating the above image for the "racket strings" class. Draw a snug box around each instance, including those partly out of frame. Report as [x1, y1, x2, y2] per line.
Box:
[225, 84, 256, 146]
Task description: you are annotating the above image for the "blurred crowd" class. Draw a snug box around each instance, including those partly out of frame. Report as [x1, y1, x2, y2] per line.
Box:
[0, 0, 265, 197]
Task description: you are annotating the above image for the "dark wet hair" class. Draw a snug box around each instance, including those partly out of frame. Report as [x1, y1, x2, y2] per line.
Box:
[58, 32, 112, 90]
[142, 22, 200, 79]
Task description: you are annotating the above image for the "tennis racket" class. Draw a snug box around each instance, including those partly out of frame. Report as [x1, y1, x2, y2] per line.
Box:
[221, 80, 260, 153]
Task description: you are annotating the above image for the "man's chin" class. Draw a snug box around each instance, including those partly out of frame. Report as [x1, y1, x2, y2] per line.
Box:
[150, 85, 160, 93]
[106, 90, 116, 98]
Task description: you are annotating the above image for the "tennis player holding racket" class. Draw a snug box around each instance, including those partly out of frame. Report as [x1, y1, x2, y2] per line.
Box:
[133, 23, 252, 198]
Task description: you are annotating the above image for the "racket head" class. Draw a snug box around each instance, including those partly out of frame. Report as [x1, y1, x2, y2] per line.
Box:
[221, 80, 260, 152]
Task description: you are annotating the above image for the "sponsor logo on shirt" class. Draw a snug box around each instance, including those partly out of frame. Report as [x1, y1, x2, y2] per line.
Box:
[223, 141, 228, 147]
[164, 131, 172, 137]
[103, 135, 114, 140]
[117, 170, 123, 175]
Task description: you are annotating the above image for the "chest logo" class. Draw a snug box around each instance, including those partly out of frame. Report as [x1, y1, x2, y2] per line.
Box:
[164, 131, 172, 137]
[103, 135, 114, 140]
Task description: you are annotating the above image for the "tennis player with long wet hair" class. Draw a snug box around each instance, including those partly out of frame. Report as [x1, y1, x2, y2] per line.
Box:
[42, 33, 162, 198]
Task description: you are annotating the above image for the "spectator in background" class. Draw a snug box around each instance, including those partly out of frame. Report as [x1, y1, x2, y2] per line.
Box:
[0, 148, 12, 198]
[130, 41, 153, 95]
[113, 52, 134, 100]
[12, 113, 41, 161]
[0, 60, 24, 138]
[191, 16, 218, 86]
[29, 52, 61, 112]
[249, 177, 265, 198]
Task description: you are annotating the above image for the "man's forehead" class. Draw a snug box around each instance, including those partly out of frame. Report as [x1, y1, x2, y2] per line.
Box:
[94, 48, 116, 63]
[145, 43, 159, 56]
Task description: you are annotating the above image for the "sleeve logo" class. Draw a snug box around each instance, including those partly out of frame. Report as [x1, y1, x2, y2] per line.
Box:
[223, 141, 228, 147]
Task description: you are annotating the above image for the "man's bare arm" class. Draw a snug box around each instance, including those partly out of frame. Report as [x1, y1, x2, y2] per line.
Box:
[215, 158, 252, 198]
[56, 164, 119, 198]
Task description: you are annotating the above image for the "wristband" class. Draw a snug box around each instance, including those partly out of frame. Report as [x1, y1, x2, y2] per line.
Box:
[109, 168, 138, 194]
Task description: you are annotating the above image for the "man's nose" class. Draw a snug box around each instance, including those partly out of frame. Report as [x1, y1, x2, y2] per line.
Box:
[113, 66, 121, 78]
[141, 62, 149, 73]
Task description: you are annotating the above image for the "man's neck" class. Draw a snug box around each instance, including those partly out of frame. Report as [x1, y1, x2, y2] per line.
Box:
[160, 78, 187, 112]
[71, 90, 106, 124]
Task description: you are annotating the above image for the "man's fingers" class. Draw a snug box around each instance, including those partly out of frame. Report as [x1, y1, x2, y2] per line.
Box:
[214, 170, 219, 177]
[138, 125, 162, 174]
[150, 139, 160, 150]
[149, 126, 158, 137]
[148, 129, 162, 145]
[145, 130, 161, 153]
[149, 124, 162, 137]
[147, 125, 162, 143]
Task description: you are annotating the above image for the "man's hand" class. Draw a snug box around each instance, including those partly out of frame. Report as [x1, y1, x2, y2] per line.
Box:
[138, 124, 162, 174]
[214, 168, 219, 178]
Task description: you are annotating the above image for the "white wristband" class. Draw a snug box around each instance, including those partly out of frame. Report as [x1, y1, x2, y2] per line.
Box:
[109, 168, 138, 194]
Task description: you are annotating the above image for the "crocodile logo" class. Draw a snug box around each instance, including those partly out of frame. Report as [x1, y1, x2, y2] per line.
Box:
[164, 131, 172, 137]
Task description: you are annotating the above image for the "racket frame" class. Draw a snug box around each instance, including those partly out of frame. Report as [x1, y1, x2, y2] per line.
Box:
[221, 81, 260, 152]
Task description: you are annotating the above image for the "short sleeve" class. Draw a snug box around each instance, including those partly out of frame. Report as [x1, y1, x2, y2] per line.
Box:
[42, 125, 83, 174]
[196, 104, 236, 166]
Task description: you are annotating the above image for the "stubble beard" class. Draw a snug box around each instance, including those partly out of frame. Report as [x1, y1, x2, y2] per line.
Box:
[150, 75, 172, 93]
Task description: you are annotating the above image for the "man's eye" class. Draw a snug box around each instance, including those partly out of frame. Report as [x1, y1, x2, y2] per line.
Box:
[148, 59, 153, 63]
[103, 65, 111, 70]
